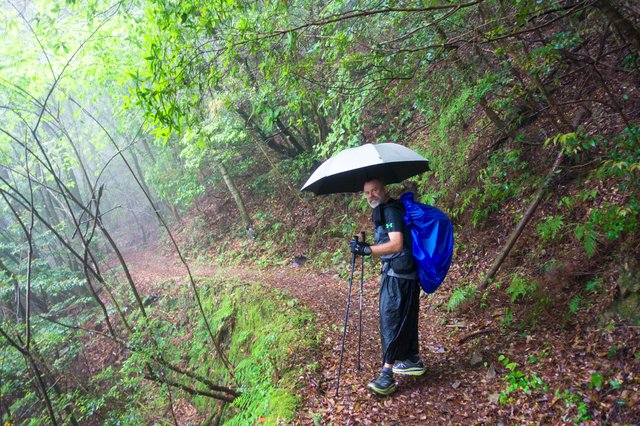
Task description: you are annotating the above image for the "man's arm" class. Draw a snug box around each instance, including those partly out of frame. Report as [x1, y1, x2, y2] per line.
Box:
[370, 231, 403, 256]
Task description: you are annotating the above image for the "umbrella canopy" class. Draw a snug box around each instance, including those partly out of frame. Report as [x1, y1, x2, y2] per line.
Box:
[301, 143, 429, 195]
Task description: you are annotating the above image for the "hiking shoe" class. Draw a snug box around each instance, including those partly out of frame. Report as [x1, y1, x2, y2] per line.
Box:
[392, 359, 426, 376]
[367, 372, 397, 396]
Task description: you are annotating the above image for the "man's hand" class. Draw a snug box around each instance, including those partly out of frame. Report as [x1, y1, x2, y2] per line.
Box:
[350, 239, 372, 256]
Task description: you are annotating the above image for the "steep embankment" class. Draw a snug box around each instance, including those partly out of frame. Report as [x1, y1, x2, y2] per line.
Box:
[124, 245, 639, 425]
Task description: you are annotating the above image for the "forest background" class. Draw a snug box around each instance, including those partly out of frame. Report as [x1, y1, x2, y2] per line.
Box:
[0, 0, 639, 424]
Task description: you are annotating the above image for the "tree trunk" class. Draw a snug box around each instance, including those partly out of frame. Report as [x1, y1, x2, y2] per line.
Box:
[39, 185, 76, 271]
[311, 101, 329, 145]
[210, 158, 252, 234]
[478, 163, 553, 291]
[236, 107, 295, 157]
[435, 24, 509, 133]
[25, 354, 59, 425]
[0, 258, 24, 322]
[140, 137, 158, 165]
[274, 117, 306, 154]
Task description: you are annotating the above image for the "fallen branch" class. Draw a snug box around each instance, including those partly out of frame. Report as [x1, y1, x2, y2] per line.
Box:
[143, 373, 237, 403]
[478, 158, 556, 290]
[458, 328, 498, 345]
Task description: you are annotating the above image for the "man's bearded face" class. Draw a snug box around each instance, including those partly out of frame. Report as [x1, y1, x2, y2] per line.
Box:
[363, 180, 386, 208]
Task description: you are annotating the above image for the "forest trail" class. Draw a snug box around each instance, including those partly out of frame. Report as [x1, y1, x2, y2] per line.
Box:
[121, 245, 524, 425]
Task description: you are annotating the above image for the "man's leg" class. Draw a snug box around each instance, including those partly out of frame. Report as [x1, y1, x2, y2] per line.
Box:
[369, 275, 422, 395]
[409, 280, 420, 356]
[392, 279, 426, 376]
[379, 274, 409, 364]
[367, 274, 399, 396]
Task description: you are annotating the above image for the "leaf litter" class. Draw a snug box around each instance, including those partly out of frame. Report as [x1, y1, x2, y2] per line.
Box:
[117, 246, 639, 425]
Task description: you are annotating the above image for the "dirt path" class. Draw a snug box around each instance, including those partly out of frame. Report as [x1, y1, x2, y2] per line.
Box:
[122, 247, 640, 425]
[121, 247, 511, 425]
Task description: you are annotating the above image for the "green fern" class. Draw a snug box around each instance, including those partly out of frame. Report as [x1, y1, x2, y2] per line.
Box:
[447, 285, 478, 311]
[568, 294, 582, 314]
[506, 274, 538, 303]
[575, 222, 598, 257]
[536, 215, 564, 244]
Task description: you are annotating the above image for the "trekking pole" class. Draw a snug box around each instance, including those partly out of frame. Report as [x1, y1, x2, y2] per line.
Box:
[335, 235, 358, 397]
[357, 231, 365, 371]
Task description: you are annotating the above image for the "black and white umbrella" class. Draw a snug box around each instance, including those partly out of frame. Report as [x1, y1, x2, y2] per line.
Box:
[301, 143, 429, 195]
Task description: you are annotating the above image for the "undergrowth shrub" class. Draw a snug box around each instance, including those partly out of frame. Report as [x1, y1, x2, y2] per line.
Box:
[498, 355, 547, 404]
[536, 215, 565, 246]
[0, 266, 99, 424]
[453, 147, 535, 228]
[506, 274, 538, 303]
[555, 126, 639, 257]
[3, 276, 318, 424]
[447, 284, 478, 311]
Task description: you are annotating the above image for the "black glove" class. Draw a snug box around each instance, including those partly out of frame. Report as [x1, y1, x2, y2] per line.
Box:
[350, 239, 372, 256]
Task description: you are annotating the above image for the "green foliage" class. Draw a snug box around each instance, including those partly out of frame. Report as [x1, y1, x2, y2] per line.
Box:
[146, 143, 205, 208]
[568, 294, 583, 315]
[554, 389, 591, 423]
[536, 215, 564, 245]
[574, 220, 598, 258]
[500, 308, 514, 329]
[584, 277, 603, 293]
[447, 284, 478, 312]
[454, 148, 535, 227]
[506, 274, 538, 303]
[432, 85, 475, 160]
[1, 273, 318, 424]
[317, 96, 367, 158]
[546, 131, 582, 156]
[249, 153, 316, 195]
[414, 80, 478, 193]
[528, 31, 581, 78]
[1, 290, 90, 423]
[607, 343, 620, 359]
[498, 355, 547, 404]
[576, 185, 637, 259]
[222, 282, 317, 425]
[1, 0, 638, 423]
[551, 127, 640, 257]
[609, 379, 622, 390]
[575, 199, 639, 257]
[593, 128, 639, 184]
[590, 372, 604, 390]
[502, 272, 553, 329]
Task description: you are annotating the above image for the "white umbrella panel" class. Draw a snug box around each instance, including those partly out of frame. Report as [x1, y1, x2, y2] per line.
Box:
[301, 143, 429, 195]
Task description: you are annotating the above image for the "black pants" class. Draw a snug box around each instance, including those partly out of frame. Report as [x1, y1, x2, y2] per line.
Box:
[379, 274, 420, 365]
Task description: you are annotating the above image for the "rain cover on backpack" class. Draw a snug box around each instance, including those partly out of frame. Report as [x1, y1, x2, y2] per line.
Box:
[400, 192, 454, 293]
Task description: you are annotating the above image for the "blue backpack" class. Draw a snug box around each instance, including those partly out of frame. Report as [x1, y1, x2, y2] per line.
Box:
[400, 192, 454, 293]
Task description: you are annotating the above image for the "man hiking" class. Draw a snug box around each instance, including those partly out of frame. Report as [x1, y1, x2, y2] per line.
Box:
[349, 177, 426, 396]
